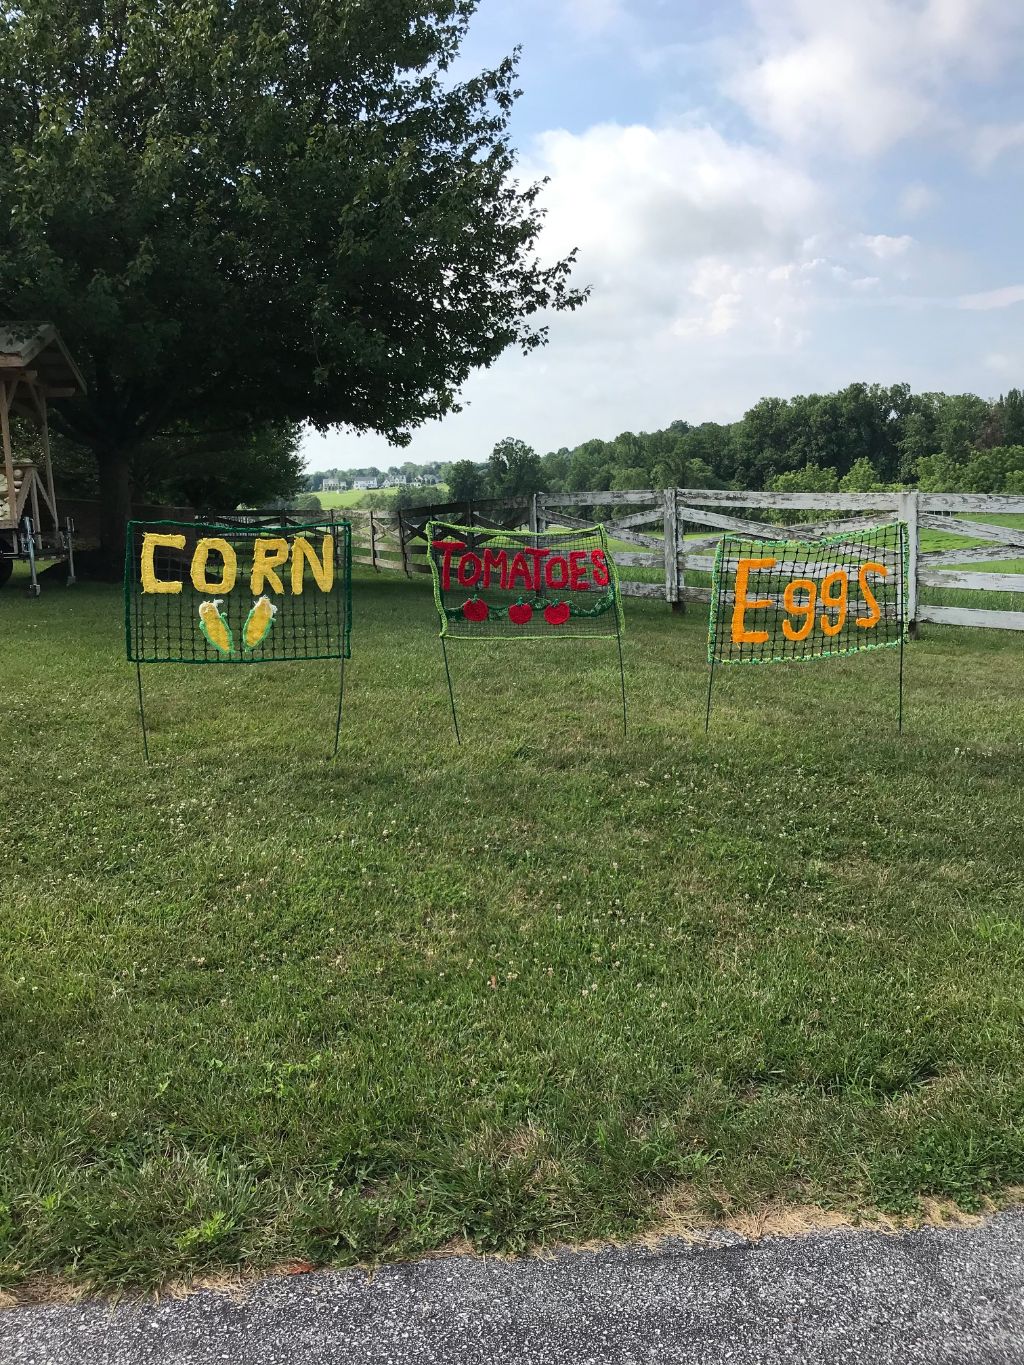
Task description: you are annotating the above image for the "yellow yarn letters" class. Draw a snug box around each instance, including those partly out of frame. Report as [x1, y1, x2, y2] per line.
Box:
[191, 538, 237, 594]
[291, 535, 334, 594]
[140, 532, 186, 594]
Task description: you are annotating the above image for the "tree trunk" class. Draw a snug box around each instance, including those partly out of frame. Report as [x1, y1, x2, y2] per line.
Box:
[96, 446, 134, 580]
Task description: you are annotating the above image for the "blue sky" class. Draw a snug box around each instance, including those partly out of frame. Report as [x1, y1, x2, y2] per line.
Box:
[306, 0, 1024, 472]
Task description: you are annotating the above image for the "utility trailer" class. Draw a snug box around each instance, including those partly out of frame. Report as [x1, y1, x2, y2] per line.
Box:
[0, 323, 87, 593]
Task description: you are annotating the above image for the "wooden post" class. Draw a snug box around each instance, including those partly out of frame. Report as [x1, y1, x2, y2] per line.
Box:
[529, 493, 538, 534]
[675, 489, 686, 613]
[369, 510, 380, 571]
[534, 493, 548, 535]
[663, 486, 683, 613]
[0, 379, 16, 529]
[898, 489, 919, 637]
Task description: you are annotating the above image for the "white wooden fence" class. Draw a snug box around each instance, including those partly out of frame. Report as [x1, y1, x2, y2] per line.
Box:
[345, 490, 1024, 631]
[534, 489, 1024, 632]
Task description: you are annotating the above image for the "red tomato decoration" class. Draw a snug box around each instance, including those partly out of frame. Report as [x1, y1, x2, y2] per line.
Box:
[544, 601, 571, 626]
[462, 597, 489, 622]
[508, 601, 533, 625]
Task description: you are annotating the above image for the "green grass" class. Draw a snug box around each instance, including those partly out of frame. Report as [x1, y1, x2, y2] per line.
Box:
[3, 568, 1024, 1292]
[318, 484, 449, 510]
[918, 514, 1024, 612]
[317, 488, 370, 508]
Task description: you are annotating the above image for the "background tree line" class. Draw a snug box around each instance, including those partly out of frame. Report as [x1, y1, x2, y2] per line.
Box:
[444, 384, 1024, 502]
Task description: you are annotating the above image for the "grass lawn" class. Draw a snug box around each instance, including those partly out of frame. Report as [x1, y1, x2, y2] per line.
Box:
[317, 489, 374, 509]
[3, 565, 1024, 1292]
[318, 485, 449, 510]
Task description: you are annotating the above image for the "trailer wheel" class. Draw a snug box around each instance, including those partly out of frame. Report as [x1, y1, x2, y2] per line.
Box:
[0, 539, 13, 588]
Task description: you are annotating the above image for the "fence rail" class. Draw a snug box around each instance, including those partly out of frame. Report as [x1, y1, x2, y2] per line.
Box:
[536, 489, 1024, 632]
[344, 489, 1024, 633]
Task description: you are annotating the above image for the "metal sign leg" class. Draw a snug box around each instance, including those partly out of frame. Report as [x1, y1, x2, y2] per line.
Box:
[615, 619, 627, 736]
[704, 658, 716, 734]
[898, 622, 905, 736]
[135, 661, 150, 763]
[441, 636, 461, 744]
[333, 649, 346, 758]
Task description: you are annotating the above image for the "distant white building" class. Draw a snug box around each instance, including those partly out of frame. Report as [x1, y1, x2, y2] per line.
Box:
[322, 475, 348, 492]
[353, 477, 379, 490]
[420, 473, 439, 485]
[381, 474, 409, 488]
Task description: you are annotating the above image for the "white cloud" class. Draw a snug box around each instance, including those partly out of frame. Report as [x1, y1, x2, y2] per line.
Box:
[558, 0, 625, 37]
[974, 121, 1024, 168]
[898, 182, 938, 218]
[520, 123, 923, 358]
[303, 113, 946, 472]
[523, 122, 823, 347]
[959, 284, 1024, 310]
[984, 352, 1020, 374]
[727, 0, 1023, 156]
[857, 233, 915, 260]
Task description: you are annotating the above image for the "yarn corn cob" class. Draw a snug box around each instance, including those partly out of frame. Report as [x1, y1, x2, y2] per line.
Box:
[243, 594, 277, 649]
[198, 599, 233, 657]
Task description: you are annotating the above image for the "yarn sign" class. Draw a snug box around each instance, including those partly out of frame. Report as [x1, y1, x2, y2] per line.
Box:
[125, 519, 352, 664]
[707, 522, 907, 665]
[426, 521, 624, 639]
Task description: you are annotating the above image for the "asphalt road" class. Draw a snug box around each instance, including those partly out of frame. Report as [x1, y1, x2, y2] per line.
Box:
[3, 1212, 1024, 1364]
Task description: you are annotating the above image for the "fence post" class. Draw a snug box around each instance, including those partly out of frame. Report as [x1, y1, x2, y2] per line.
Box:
[397, 510, 412, 577]
[897, 489, 919, 636]
[662, 487, 683, 613]
[529, 493, 538, 533]
[534, 493, 548, 534]
[369, 510, 380, 571]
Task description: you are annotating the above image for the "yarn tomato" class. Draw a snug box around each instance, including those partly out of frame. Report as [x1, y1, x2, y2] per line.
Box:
[462, 598, 489, 622]
[543, 601, 571, 626]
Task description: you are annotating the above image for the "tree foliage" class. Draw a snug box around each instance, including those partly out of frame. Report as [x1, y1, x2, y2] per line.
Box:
[0, 0, 585, 565]
[500, 383, 1024, 497]
[446, 458, 490, 502]
[486, 436, 544, 498]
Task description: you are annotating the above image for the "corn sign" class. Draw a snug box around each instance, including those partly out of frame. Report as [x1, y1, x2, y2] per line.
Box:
[125, 519, 351, 666]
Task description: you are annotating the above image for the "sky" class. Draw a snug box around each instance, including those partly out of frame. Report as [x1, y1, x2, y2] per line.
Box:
[305, 0, 1024, 472]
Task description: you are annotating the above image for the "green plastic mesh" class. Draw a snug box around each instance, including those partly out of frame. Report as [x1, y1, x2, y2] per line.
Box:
[426, 521, 624, 640]
[124, 519, 352, 664]
[708, 521, 907, 665]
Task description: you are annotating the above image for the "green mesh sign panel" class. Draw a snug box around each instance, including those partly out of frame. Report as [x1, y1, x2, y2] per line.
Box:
[125, 519, 352, 664]
[708, 521, 907, 665]
[426, 521, 624, 640]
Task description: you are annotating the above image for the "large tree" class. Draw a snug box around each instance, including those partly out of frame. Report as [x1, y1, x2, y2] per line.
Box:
[0, 0, 585, 568]
[446, 458, 488, 502]
[487, 436, 544, 497]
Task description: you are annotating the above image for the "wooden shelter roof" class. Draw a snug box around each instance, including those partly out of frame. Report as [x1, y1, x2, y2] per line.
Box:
[0, 323, 87, 398]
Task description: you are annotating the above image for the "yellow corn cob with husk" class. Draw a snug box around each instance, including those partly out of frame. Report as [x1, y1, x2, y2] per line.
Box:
[198, 599, 233, 656]
[243, 594, 277, 649]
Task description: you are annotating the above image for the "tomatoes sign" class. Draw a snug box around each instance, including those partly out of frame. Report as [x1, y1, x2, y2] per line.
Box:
[426, 521, 623, 640]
